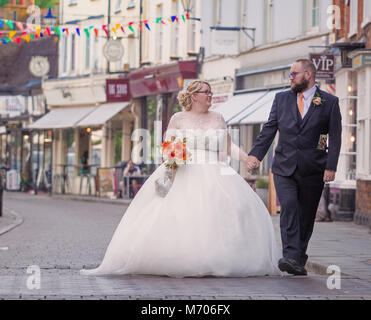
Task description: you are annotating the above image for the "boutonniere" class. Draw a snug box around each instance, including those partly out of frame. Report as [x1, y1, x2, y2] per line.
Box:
[312, 92, 325, 106]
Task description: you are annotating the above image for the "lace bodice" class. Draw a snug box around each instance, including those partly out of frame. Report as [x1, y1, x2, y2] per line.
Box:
[164, 111, 228, 153]
[167, 111, 227, 131]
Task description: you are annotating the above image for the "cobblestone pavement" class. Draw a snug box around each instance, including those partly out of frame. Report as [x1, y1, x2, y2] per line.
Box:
[1, 192, 371, 300]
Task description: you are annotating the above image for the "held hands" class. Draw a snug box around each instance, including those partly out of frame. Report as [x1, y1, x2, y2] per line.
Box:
[245, 155, 260, 173]
[323, 170, 336, 183]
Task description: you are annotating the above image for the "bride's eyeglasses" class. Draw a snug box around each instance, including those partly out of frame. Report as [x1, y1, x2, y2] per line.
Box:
[197, 90, 213, 96]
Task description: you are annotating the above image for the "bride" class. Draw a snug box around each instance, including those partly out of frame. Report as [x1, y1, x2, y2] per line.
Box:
[80, 80, 282, 278]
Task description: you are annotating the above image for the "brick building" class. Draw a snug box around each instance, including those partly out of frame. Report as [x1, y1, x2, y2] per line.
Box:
[329, 0, 371, 228]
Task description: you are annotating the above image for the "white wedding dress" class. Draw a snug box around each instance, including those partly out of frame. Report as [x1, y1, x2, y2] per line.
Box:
[80, 111, 283, 277]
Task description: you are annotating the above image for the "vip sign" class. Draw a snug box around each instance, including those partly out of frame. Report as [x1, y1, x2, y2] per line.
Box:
[310, 54, 335, 80]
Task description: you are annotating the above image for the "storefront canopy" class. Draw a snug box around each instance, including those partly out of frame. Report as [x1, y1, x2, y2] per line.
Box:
[29, 106, 97, 129]
[29, 102, 130, 129]
[215, 89, 285, 126]
[76, 102, 130, 127]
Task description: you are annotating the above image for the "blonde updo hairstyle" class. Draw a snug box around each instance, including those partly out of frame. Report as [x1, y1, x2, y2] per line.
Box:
[177, 80, 211, 111]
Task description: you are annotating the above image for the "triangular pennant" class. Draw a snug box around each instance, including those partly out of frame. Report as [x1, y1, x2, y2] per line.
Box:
[54, 26, 61, 36]
[30, 33, 35, 39]
[63, 28, 69, 36]
[26, 24, 33, 32]
[182, 15, 186, 22]
[1, 39, 7, 44]
[111, 27, 117, 35]
[15, 22, 24, 32]
[0, 19, 4, 29]
[102, 25, 108, 37]
[143, 20, 150, 31]
[21, 34, 30, 43]
[138, 23, 143, 32]
[5, 20, 14, 30]
[15, 37, 21, 44]
[120, 26, 125, 34]
[94, 28, 98, 37]
[171, 16, 178, 23]
[46, 27, 51, 37]
[9, 30, 16, 39]
[76, 28, 80, 36]
[128, 22, 135, 33]
[84, 28, 90, 38]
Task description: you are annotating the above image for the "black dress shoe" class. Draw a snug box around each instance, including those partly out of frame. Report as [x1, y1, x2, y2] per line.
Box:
[278, 258, 307, 276]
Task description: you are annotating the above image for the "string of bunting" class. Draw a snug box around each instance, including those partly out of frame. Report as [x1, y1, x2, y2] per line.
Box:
[0, 13, 190, 45]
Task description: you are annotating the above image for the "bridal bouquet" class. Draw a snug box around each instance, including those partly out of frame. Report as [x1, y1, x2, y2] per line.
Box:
[161, 136, 191, 169]
[155, 136, 191, 197]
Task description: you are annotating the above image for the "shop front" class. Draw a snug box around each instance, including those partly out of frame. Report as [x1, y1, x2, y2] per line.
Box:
[127, 60, 198, 170]
[29, 101, 133, 197]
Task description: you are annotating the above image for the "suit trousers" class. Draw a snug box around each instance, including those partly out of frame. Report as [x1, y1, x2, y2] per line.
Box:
[274, 168, 324, 266]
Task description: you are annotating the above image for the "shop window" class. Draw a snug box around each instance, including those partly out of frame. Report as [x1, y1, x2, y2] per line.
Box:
[114, 130, 123, 165]
[91, 129, 102, 176]
[65, 129, 75, 175]
[21, 134, 32, 189]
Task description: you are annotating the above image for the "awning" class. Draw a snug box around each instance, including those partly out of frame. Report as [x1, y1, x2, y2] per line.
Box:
[215, 89, 283, 126]
[28, 106, 97, 129]
[76, 102, 130, 127]
[129, 60, 198, 98]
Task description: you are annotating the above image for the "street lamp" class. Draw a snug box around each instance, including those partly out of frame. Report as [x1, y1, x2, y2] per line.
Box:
[43, 7, 57, 26]
[181, 0, 200, 21]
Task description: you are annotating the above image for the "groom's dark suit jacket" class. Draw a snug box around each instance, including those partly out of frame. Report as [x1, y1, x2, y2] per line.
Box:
[249, 87, 342, 177]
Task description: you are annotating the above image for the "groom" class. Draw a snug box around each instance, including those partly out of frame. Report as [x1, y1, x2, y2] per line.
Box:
[246, 59, 342, 275]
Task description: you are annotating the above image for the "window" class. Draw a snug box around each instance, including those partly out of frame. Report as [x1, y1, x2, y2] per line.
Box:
[70, 34, 76, 72]
[214, 0, 222, 26]
[85, 35, 91, 71]
[62, 34, 68, 74]
[127, 0, 135, 9]
[188, 20, 196, 52]
[171, 0, 179, 57]
[129, 36, 136, 69]
[349, 0, 358, 36]
[311, 0, 319, 27]
[115, 0, 122, 13]
[265, 0, 274, 43]
[363, 0, 371, 26]
[156, 4, 163, 62]
[69, 0, 78, 6]
[92, 35, 100, 72]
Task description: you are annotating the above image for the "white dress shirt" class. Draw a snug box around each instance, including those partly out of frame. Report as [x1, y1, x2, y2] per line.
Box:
[297, 85, 317, 118]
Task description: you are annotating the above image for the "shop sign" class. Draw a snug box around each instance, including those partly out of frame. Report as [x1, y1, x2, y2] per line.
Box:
[0, 96, 26, 116]
[309, 54, 335, 80]
[106, 79, 130, 102]
[352, 53, 371, 69]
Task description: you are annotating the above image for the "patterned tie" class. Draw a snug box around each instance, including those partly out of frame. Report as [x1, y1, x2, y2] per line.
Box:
[298, 92, 304, 117]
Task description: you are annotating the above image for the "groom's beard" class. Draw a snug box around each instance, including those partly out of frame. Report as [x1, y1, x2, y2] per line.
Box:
[291, 78, 309, 94]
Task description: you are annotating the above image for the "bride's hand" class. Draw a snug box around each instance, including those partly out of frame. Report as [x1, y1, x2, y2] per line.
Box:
[245, 156, 260, 173]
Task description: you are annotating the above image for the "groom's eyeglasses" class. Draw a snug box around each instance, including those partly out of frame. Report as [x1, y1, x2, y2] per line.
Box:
[289, 71, 307, 79]
[197, 90, 213, 96]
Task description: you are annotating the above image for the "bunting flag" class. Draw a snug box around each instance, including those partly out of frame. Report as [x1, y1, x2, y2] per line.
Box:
[54, 26, 61, 37]
[102, 25, 108, 37]
[5, 20, 14, 30]
[143, 20, 150, 31]
[0, 13, 190, 45]
[128, 22, 135, 33]
[84, 28, 90, 38]
[15, 22, 24, 32]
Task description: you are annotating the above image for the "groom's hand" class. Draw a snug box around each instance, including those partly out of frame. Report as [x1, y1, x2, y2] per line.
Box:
[246, 155, 260, 173]
[323, 170, 335, 183]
